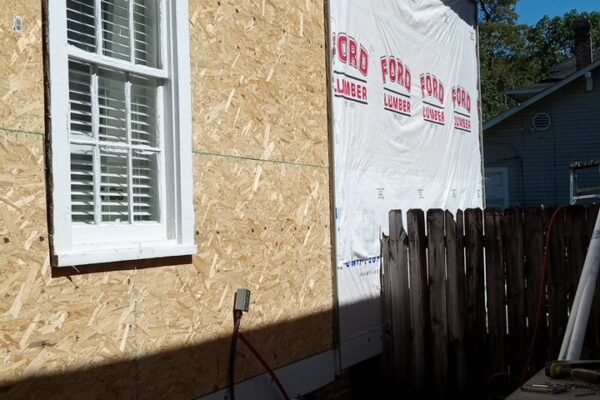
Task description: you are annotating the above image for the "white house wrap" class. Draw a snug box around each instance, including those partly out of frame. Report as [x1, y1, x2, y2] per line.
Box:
[328, 0, 484, 367]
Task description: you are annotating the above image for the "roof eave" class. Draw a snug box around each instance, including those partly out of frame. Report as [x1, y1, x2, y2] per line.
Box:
[483, 58, 600, 132]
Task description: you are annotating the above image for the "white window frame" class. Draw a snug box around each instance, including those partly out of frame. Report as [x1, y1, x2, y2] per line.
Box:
[45, 0, 196, 267]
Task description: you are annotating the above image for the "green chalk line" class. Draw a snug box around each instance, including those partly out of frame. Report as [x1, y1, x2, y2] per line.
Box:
[193, 150, 327, 169]
[0, 126, 328, 169]
[0, 126, 44, 136]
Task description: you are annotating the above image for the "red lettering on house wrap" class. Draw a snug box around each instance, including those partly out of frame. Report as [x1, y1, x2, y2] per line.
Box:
[381, 55, 412, 116]
[335, 33, 369, 77]
[334, 77, 368, 104]
[383, 93, 411, 116]
[452, 86, 471, 113]
[423, 106, 445, 125]
[381, 56, 411, 93]
[420, 73, 445, 105]
[451, 85, 472, 132]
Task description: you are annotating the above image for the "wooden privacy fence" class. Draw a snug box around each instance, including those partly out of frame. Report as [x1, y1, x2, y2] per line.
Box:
[381, 206, 600, 399]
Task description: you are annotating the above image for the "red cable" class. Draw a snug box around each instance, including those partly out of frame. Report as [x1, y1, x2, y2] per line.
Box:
[238, 332, 291, 400]
[521, 206, 564, 384]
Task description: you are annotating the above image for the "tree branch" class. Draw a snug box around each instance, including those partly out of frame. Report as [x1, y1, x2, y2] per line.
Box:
[480, 1, 493, 23]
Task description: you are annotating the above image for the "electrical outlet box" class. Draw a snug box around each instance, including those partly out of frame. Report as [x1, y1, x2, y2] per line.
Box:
[234, 288, 251, 312]
[13, 16, 23, 33]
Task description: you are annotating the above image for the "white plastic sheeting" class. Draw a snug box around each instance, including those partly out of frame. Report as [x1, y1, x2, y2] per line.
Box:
[328, 0, 484, 367]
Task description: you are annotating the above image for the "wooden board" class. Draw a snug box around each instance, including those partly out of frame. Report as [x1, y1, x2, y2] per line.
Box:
[523, 207, 548, 376]
[446, 210, 467, 395]
[563, 206, 587, 357]
[503, 208, 526, 377]
[464, 208, 486, 396]
[386, 210, 411, 390]
[484, 208, 507, 374]
[407, 209, 431, 398]
[0, 1, 333, 398]
[547, 207, 567, 358]
[380, 233, 394, 387]
[427, 209, 448, 397]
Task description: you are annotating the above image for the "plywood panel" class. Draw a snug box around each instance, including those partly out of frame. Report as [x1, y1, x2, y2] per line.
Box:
[136, 156, 332, 397]
[0, 141, 332, 399]
[0, 132, 139, 398]
[0, 0, 332, 397]
[190, 0, 328, 166]
[0, 2, 44, 133]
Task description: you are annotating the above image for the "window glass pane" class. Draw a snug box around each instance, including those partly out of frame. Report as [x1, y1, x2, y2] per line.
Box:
[485, 170, 508, 208]
[100, 147, 129, 223]
[131, 75, 157, 146]
[133, 0, 159, 67]
[66, 2, 164, 229]
[98, 67, 127, 143]
[102, 0, 131, 61]
[69, 61, 94, 140]
[71, 144, 95, 224]
[67, 0, 96, 52]
[132, 150, 159, 222]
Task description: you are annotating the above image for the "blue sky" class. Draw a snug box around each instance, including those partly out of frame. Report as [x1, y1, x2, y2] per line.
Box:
[516, 0, 600, 25]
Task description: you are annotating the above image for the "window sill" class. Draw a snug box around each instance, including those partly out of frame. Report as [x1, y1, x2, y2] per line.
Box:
[54, 243, 198, 267]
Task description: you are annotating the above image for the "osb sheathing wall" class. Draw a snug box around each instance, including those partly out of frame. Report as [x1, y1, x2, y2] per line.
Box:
[0, 1, 333, 399]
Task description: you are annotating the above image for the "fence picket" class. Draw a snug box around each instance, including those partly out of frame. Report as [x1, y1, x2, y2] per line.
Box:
[407, 209, 431, 398]
[387, 210, 411, 389]
[381, 233, 394, 388]
[503, 208, 526, 376]
[464, 208, 486, 396]
[547, 207, 567, 358]
[427, 209, 448, 397]
[523, 207, 548, 376]
[446, 210, 467, 395]
[484, 208, 507, 375]
[564, 206, 588, 357]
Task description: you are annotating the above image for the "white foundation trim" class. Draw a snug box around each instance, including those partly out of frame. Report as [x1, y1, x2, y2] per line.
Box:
[196, 350, 336, 400]
[339, 327, 383, 369]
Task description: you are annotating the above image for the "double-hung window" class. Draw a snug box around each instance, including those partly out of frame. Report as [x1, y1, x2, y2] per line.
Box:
[46, 0, 196, 267]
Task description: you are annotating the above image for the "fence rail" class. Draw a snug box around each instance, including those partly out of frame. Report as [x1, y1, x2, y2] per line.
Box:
[381, 206, 600, 399]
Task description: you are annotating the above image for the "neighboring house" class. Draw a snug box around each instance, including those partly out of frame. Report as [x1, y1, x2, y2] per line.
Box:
[483, 21, 600, 208]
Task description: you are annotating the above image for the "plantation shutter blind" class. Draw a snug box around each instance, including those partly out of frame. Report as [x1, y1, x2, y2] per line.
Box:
[66, 0, 162, 226]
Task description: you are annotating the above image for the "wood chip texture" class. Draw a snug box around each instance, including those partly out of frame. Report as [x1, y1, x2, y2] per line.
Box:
[0, 1, 333, 399]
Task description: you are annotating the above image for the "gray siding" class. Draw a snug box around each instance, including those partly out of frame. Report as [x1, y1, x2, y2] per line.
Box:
[484, 67, 600, 207]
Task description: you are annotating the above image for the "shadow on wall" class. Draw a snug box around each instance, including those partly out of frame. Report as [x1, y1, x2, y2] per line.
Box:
[0, 300, 385, 400]
[441, 0, 478, 28]
[0, 306, 332, 399]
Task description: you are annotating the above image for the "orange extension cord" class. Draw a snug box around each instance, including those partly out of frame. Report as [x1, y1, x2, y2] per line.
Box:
[239, 333, 291, 400]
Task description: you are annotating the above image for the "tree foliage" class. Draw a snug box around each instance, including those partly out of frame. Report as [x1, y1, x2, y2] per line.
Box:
[479, 1, 600, 121]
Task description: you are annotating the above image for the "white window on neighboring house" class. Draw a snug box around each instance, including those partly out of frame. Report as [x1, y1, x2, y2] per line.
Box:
[45, 0, 196, 267]
[485, 167, 510, 209]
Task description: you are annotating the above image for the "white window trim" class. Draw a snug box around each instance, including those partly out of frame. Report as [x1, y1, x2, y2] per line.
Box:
[45, 1, 196, 267]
